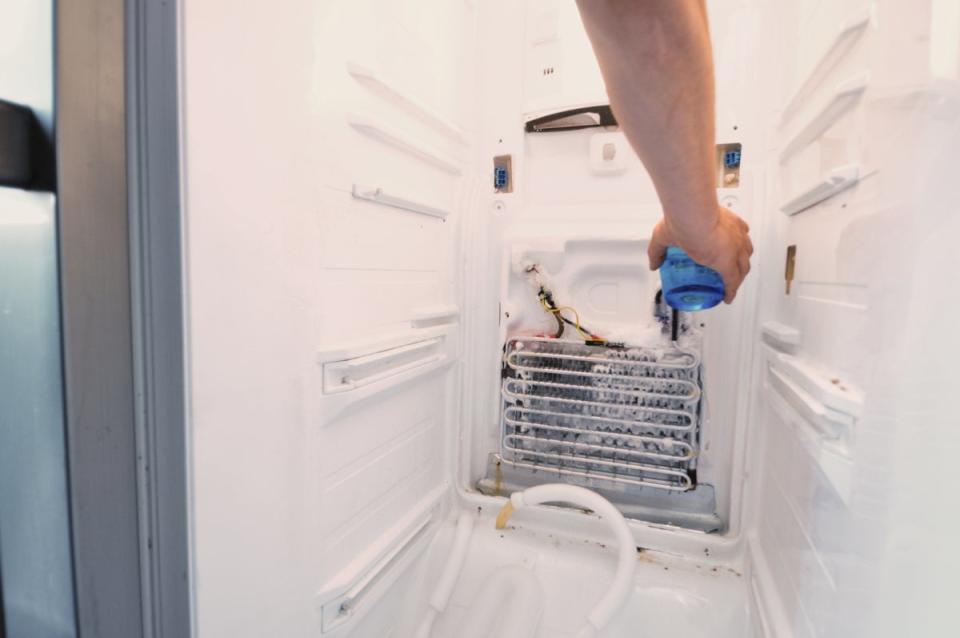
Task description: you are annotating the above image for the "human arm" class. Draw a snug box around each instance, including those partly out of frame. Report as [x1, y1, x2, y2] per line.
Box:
[574, 0, 752, 302]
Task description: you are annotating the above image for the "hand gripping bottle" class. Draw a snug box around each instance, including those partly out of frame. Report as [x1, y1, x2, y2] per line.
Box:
[658, 246, 725, 311]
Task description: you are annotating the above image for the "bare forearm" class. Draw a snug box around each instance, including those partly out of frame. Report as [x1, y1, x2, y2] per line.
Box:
[576, 0, 717, 235]
[576, 0, 753, 303]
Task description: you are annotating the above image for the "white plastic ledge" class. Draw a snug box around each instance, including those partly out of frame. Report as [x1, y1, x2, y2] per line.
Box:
[770, 351, 863, 420]
[780, 164, 862, 215]
[348, 116, 463, 175]
[347, 61, 467, 144]
[781, 5, 873, 124]
[318, 486, 447, 633]
[351, 184, 451, 219]
[766, 372, 854, 505]
[779, 73, 869, 163]
[761, 321, 802, 349]
[410, 304, 460, 328]
[317, 325, 459, 424]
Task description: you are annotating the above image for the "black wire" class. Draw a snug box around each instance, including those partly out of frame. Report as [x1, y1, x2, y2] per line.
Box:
[551, 311, 565, 337]
[671, 308, 679, 342]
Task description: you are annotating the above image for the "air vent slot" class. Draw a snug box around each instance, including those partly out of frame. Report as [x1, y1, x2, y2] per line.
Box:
[524, 105, 618, 133]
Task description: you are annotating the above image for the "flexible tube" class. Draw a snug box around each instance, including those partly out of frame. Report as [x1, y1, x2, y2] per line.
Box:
[413, 512, 475, 638]
[501, 484, 636, 636]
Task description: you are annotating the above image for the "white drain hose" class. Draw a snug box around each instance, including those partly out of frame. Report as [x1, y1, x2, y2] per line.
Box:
[414, 512, 475, 638]
[496, 484, 636, 638]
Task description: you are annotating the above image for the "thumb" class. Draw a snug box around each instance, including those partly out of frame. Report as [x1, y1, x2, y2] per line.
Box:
[647, 221, 669, 270]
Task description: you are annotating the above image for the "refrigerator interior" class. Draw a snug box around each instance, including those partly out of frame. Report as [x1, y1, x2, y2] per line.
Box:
[181, 0, 960, 636]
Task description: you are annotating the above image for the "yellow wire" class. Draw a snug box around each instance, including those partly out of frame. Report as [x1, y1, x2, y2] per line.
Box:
[539, 296, 594, 340]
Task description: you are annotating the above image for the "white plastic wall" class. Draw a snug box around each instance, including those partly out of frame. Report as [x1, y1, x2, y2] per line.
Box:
[744, 1, 960, 635]
[181, 0, 476, 635]
[520, 0, 607, 119]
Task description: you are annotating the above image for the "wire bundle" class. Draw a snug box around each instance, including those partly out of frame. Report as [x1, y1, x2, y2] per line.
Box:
[537, 286, 600, 341]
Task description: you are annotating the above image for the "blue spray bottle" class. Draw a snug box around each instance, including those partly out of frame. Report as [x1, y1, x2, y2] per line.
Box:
[658, 246, 725, 311]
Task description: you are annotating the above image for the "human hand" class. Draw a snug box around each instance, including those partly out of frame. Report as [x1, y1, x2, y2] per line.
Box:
[647, 205, 753, 303]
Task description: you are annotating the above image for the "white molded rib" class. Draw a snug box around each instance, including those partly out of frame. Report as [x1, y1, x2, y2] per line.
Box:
[410, 304, 460, 327]
[347, 61, 467, 143]
[322, 337, 445, 394]
[348, 116, 463, 175]
[761, 321, 802, 348]
[772, 352, 863, 419]
[318, 486, 446, 633]
[351, 184, 451, 219]
[765, 375, 854, 506]
[780, 164, 861, 215]
[781, 5, 873, 125]
[317, 326, 459, 425]
[779, 73, 869, 163]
